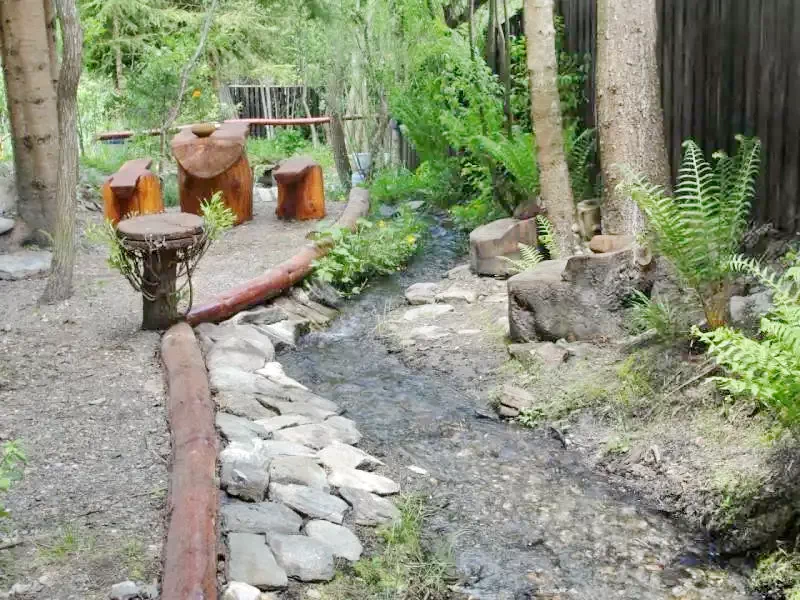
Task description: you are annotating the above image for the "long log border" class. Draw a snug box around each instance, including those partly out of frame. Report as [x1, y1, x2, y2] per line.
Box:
[186, 186, 370, 326]
[159, 187, 369, 599]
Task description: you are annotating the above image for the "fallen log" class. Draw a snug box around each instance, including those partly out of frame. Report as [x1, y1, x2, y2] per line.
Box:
[186, 187, 370, 326]
[160, 323, 217, 600]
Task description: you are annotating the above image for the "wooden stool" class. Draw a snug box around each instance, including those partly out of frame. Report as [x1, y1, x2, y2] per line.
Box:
[101, 158, 163, 225]
[274, 156, 325, 221]
[117, 213, 204, 330]
[171, 123, 253, 225]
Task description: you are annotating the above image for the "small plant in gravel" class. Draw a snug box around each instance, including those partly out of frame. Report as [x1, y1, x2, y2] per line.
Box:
[312, 207, 426, 296]
[504, 216, 559, 274]
[0, 441, 25, 519]
[320, 495, 454, 600]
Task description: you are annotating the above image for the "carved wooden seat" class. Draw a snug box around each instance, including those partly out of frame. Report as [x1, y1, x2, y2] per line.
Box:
[117, 213, 204, 330]
[273, 156, 325, 221]
[171, 123, 253, 225]
[102, 158, 164, 225]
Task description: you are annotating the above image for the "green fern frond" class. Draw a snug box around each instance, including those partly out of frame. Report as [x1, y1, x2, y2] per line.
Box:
[628, 290, 689, 343]
[474, 132, 539, 197]
[567, 128, 596, 201]
[503, 243, 544, 274]
[535, 215, 558, 259]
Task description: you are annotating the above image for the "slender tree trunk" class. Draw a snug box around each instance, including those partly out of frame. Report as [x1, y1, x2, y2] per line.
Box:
[302, 86, 319, 148]
[41, 0, 83, 303]
[485, 0, 498, 73]
[0, 0, 60, 245]
[330, 113, 352, 192]
[524, 0, 575, 256]
[112, 14, 124, 92]
[501, 0, 513, 137]
[596, 0, 669, 236]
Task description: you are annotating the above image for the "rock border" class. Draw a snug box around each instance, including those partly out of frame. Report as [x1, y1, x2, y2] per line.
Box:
[160, 322, 219, 600]
[186, 187, 370, 326]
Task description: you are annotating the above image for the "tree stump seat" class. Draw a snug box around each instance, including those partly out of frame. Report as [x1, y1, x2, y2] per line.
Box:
[117, 213, 204, 330]
[274, 156, 325, 221]
[102, 158, 164, 225]
[171, 122, 253, 225]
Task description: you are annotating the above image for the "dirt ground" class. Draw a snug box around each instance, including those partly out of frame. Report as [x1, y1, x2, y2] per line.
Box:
[0, 192, 343, 599]
[378, 261, 800, 562]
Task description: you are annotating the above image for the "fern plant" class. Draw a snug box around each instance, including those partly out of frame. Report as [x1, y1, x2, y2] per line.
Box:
[619, 135, 761, 328]
[473, 130, 539, 200]
[566, 127, 597, 201]
[695, 255, 800, 425]
[505, 216, 558, 273]
[628, 290, 691, 343]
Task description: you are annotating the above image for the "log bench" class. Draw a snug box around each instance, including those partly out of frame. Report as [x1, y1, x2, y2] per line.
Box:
[273, 157, 325, 221]
[102, 158, 164, 225]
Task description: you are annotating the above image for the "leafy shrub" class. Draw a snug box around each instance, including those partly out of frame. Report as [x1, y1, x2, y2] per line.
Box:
[628, 290, 691, 343]
[565, 126, 598, 201]
[369, 167, 429, 205]
[751, 548, 800, 600]
[620, 136, 761, 328]
[504, 216, 559, 273]
[695, 255, 800, 425]
[312, 207, 425, 296]
[449, 196, 505, 233]
[472, 129, 539, 204]
[0, 441, 25, 519]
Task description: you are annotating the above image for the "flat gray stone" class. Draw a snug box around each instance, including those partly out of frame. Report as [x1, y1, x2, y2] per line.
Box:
[447, 264, 472, 280]
[268, 483, 348, 524]
[206, 323, 276, 359]
[273, 422, 361, 450]
[269, 456, 329, 491]
[222, 501, 303, 536]
[0, 217, 14, 235]
[258, 319, 310, 350]
[469, 217, 538, 276]
[318, 442, 384, 471]
[262, 400, 337, 421]
[208, 337, 271, 373]
[407, 326, 450, 341]
[0, 250, 52, 280]
[256, 362, 308, 389]
[304, 520, 363, 561]
[324, 416, 361, 440]
[222, 581, 263, 600]
[403, 304, 454, 322]
[210, 367, 284, 397]
[268, 534, 334, 582]
[110, 581, 139, 600]
[259, 440, 318, 460]
[339, 487, 400, 526]
[220, 440, 271, 501]
[255, 414, 315, 433]
[232, 305, 290, 327]
[217, 413, 271, 443]
[327, 467, 400, 495]
[227, 533, 288, 589]
[281, 387, 342, 413]
[217, 391, 278, 421]
[436, 287, 477, 304]
[405, 282, 438, 305]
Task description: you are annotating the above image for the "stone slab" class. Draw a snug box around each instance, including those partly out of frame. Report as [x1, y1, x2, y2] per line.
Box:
[304, 520, 363, 561]
[268, 483, 348, 524]
[0, 250, 52, 280]
[268, 534, 335, 582]
[221, 501, 303, 536]
[227, 533, 288, 589]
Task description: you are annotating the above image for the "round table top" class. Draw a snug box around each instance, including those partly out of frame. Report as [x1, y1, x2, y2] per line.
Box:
[117, 212, 204, 242]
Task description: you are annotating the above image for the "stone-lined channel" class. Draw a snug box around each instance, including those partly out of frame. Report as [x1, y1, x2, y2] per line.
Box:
[282, 225, 752, 600]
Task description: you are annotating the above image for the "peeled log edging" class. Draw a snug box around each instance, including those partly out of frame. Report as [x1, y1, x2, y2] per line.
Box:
[186, 187, 370, 326]
[160, 323, 218, 600]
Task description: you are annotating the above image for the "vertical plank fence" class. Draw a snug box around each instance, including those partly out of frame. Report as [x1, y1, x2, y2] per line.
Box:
[552, 0, 800, 232]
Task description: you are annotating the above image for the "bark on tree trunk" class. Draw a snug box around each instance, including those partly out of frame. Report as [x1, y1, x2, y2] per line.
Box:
[596, 0, 670, 236]
[41, 0, 83, 303]
[524, 0, 576, 256]
[330, 113, 352, 192]
[0, 0, 60, 245]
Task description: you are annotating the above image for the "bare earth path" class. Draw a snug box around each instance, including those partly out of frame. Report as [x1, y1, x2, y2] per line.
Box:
[0, 194, 342, 599]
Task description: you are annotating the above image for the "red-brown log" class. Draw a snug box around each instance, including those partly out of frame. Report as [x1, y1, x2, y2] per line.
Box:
[186, 187, 370, 325]
[160, 322, 217, 600]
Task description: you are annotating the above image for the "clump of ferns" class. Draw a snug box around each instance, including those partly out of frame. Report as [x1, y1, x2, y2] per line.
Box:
[505, 215, 559, 274]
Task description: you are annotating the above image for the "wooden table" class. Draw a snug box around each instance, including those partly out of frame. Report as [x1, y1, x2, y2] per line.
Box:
[117, 213, 204, 330]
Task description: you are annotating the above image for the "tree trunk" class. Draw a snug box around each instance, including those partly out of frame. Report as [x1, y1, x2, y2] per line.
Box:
[330, 113, 351, 192]
[41, 0, 83, 303]
[0, 0, 60, 245]
[113, 14, 124, 92]
[524, 0, 575, 256]
[596, 0, 670, 236]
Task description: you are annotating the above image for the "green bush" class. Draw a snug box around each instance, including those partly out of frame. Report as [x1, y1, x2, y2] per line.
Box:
[449, 196, 505, 233]
[695, 255, 800, 425]
[751, 548, 800, 600]
[627, 290, 692, 344]
[0, 441, 25, 519]
[312, 207, 425, 296]
[620, 136, 761, 329]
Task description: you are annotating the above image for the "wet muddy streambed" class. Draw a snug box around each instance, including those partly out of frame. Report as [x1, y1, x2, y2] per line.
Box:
[282, 226, 754, 600]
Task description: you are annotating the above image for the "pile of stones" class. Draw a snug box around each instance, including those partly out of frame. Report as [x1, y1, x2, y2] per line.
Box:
[196, 297, 401, 597]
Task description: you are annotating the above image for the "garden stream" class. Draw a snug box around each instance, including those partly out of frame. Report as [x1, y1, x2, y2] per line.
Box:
[283, 225, 752, 600]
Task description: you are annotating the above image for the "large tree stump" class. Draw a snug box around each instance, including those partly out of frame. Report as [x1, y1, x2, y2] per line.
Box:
[274, 157, 325, 221]
[117, 213, 204, 330]
[102, 158, 164, 225]
[171, 123, 253, 225]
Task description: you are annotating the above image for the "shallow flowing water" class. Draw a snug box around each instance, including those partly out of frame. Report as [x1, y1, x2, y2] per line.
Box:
[283, 226, 753, 600]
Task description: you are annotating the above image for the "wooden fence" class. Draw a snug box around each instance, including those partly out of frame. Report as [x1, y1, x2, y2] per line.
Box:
[553, 0, 800, 232]
[223, 84, 323, 139]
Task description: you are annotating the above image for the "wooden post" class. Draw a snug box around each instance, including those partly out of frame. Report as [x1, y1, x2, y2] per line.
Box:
[274, 157, 325, 221]
[171, 123, 253, 225]
[142, 249, 178, 330]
